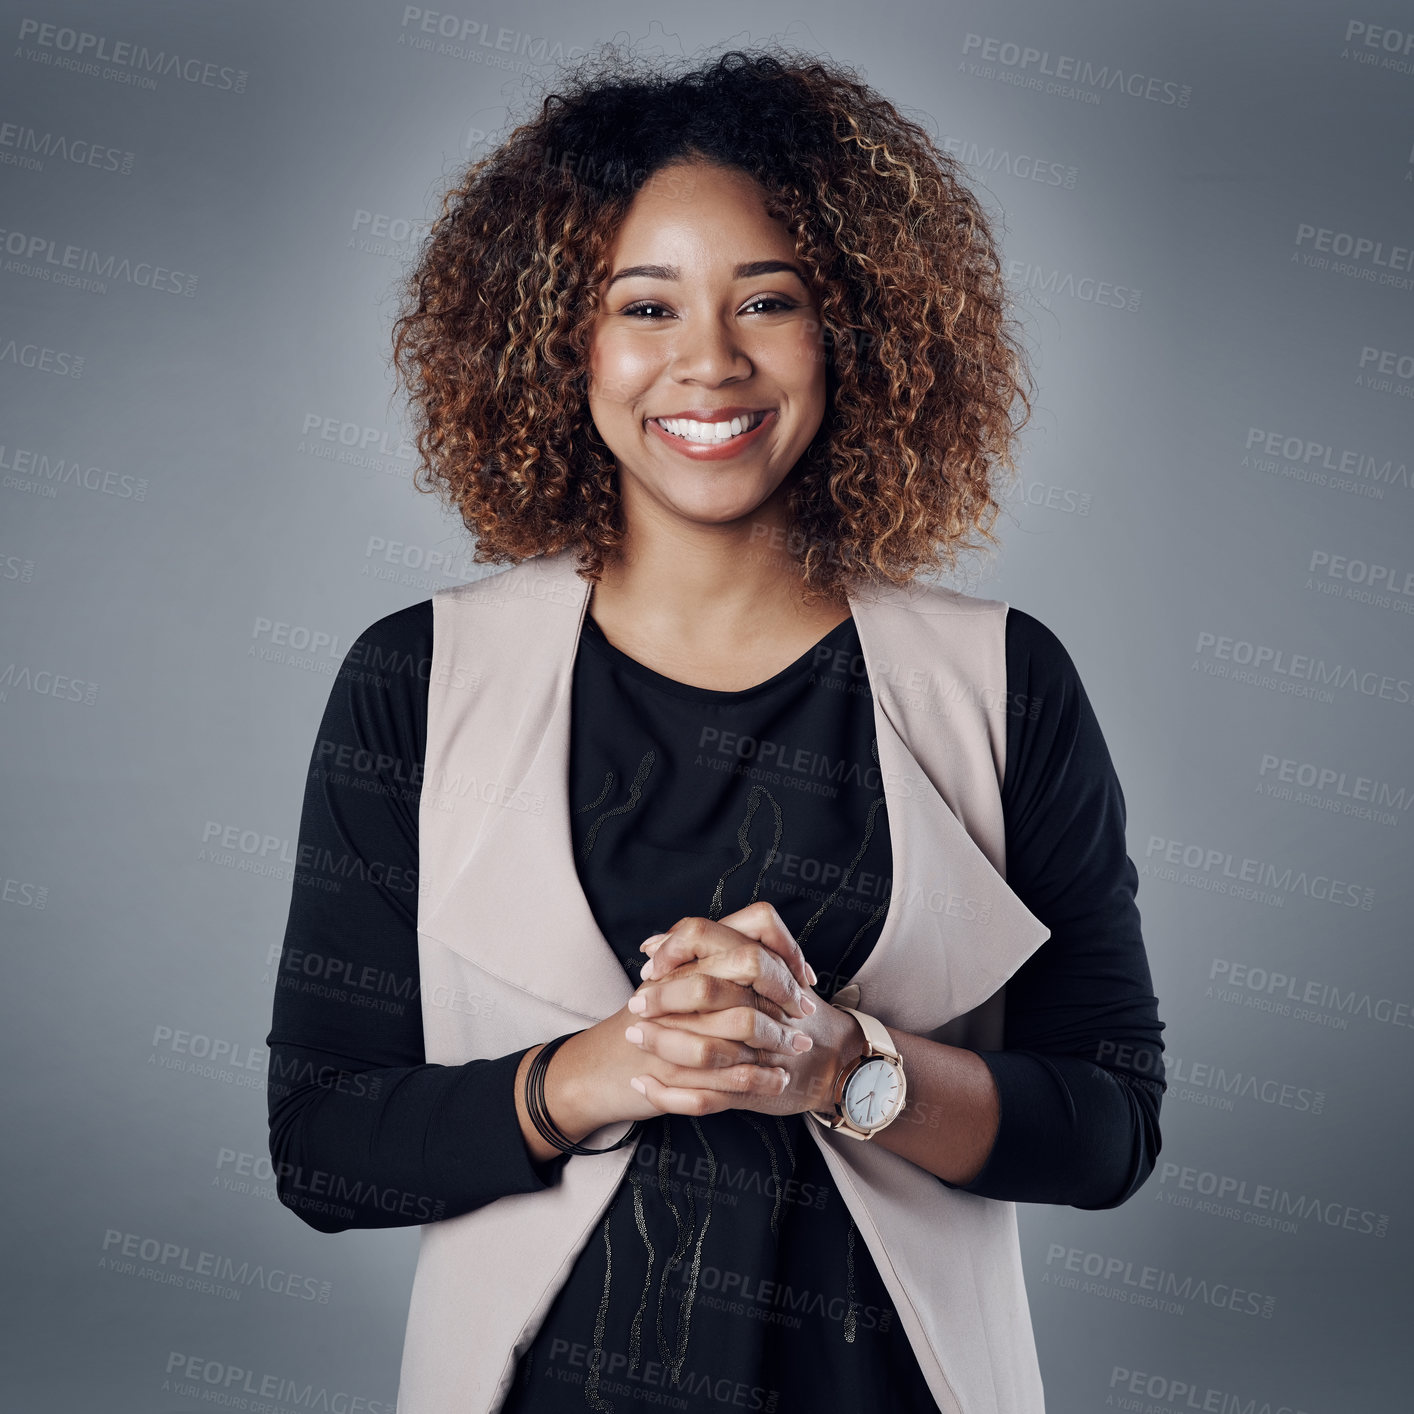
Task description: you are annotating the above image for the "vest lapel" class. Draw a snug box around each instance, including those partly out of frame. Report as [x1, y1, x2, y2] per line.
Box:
[418, 549, 1050, 1036]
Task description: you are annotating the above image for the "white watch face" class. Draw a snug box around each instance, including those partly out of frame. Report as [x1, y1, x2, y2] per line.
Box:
[843, 1057, 901, 1129]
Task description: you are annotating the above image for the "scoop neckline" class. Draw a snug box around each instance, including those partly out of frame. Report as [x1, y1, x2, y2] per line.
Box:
[580, 612, 857, 703]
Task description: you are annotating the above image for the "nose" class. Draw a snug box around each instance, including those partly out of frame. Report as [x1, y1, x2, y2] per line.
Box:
[669, 316, 752, 384]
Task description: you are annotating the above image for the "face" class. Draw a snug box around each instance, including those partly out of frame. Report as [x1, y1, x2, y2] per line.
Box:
[587, 160, 827, 539]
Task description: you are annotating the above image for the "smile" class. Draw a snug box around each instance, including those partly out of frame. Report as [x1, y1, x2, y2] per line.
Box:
[650, 410, 769, 443]
[645, 409, 776, 460]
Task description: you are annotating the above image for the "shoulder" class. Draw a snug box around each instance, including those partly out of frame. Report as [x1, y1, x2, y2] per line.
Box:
[859, 576, 1006, 623]
[1001, 607, 1117, 797]
[329, 600, 433, 723]
[1004, 605, 1083, 698]
[1001, 608, 1093, 764]
[350, 599, 433, 656]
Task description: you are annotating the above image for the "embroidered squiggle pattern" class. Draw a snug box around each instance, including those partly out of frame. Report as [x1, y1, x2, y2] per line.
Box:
[576, 772, 615, 814]
[844, 1216, 860, 1344]
[626, 1168, 656, 1377]
[653, 1116, 719, 1385]
[797, 738, 885, 946]
[743, 1114, 785, 1237]
[707, 785, 784, 920]
[584, 1209, 617, 1410]
[580, 748, 656, 859]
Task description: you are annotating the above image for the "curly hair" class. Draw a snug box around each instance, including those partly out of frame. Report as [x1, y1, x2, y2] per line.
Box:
[392, 43, 1032, 597]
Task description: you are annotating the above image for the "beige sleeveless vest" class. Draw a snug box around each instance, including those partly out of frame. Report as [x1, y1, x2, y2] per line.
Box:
[399, 546, 1052, 1413]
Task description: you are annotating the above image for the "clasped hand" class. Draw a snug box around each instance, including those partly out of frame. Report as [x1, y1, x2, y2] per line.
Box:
[619, 902, 858, 1119]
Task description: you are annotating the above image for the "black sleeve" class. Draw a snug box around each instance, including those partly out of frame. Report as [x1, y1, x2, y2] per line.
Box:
[941, 607, 1166, 1210]
[264, 600, 567, 1235]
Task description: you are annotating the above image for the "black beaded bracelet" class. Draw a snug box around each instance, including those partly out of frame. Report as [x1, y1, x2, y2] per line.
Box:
[525, 1031, 645, 1157]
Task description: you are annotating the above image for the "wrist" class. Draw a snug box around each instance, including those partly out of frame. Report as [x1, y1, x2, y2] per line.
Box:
[537, 1031, 602, 1145]
[550, 1018, 639, 1140]
[515, 1033, 606, 1165]
[515, 1045, 566, 1165]
[802, 1003, 867, 1115]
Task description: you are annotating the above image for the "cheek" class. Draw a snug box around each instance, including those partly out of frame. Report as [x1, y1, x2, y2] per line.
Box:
[590, 337, 660, 407]
[767, 327, 828, 391]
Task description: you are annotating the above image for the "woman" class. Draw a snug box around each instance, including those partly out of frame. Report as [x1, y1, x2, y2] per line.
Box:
[266, 46, 1165, 1414]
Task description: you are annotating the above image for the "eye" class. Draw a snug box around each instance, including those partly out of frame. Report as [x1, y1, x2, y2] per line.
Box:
[741, 296, 796, 315]
[618, 295, 799, 320]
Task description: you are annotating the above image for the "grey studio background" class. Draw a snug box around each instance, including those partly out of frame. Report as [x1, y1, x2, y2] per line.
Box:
[2, 0, 1411, 1410]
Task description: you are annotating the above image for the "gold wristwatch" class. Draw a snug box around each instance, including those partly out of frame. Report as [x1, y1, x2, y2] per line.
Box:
[808, 1005, 907, 1140]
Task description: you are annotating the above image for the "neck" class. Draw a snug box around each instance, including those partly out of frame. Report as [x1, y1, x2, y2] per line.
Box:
[592, 492, 842, 640]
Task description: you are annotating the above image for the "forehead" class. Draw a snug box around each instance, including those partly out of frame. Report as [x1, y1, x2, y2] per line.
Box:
[605, 163, 790, 261]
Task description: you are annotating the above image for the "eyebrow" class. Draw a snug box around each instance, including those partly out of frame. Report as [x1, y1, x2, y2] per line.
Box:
[604, 260, 808, 290]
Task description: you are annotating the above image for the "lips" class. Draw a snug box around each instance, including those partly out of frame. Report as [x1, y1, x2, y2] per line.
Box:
[650, 410, 769, 442]
[645, 408, 777, 460]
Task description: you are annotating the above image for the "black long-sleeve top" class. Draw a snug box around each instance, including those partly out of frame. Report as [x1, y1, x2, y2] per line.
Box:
[265, 597, 1165, 1411]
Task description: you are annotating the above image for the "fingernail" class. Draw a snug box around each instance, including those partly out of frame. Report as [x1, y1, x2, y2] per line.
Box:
[791, 1032, 813, 1052]
[805, 962, 818, 985]
[640, 958, 655, 980]
[630, 1077, 647, 1095]
[801, 996, 817, 1014]
[641, 933, 668, 950]
[627, 993, 647, 1014]
[624, 1025, 644, 1045]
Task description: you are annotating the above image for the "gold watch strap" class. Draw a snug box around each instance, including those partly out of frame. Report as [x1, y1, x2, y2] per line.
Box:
[837, 1006, 900, 1062]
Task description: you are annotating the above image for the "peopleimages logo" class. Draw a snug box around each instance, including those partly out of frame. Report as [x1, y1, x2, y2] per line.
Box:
[1306, 548, 1414, 615]
[397, 8, 587, 68]
[959, 33, 1192, 107]
[1257, 752, 1410, 823]
[1162, 1054, 1325, 1116]
[1192, 628, 1414, 708]
[100, 1229, 331, 1301]
[0, 439, 147, 500]
[1356, 343, 1414, 400]
[0, 226, 197, 296]
[1044, 1244, 1277, 1318]
[1341, 19, 1414, 75]
[162, 1352, 393, 1414]
[941, 133, 1078, 189]
[1002, 257, 1141, 312]
[1144, 833, 1375, 910]
[1156, 1162, 1389, 1238]
[0, 119, 134, 176]
[0, 336, 82, 377]
[1108, 1365, 1309, 1414]
[15, 18, 248, 92]
[1243, 426, 1411, 496]
[1208, 957, 1414, 1033]
[1293, 222, 1414, 291]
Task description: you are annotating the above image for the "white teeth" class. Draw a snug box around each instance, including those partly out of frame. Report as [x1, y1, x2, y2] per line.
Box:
[655, 411, 765, 443]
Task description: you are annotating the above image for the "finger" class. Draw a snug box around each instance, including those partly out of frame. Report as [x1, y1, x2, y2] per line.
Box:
[644, 916, 820, 1018]
[643, 943, 815, 1021]
[630, 1065, 789, 1116]
[630, 969, 749, 1019]
[626, 1010, 810, 1064]
[643, 911, 804, 982]
[643, 907, 817, 990]
[638, 917, 721, 981]
[625, 1016, 754, 1069]
[714, 902, 818, 989]
[649, 992, 792, 1029]
[670, 1004, 814, 1058]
